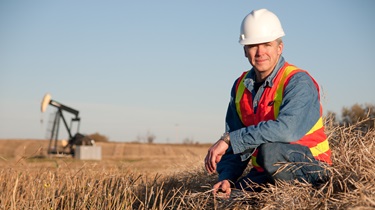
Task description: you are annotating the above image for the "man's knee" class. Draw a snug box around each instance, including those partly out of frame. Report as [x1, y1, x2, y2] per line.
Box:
[256, 143, 329, 185]
[256, 143, 287, 174]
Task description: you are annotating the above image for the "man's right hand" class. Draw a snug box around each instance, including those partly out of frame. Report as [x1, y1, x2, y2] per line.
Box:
[204, 139, 229, 174]
[213, 180, 231, 198]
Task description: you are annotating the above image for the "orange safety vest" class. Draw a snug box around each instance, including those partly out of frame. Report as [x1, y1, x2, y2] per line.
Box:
[235, 62, 332, 172]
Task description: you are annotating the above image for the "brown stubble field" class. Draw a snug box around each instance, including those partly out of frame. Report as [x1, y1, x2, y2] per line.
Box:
[1, 118, 375, 209]
[0, 140, 210, 175]
[0, 140, 215, 209]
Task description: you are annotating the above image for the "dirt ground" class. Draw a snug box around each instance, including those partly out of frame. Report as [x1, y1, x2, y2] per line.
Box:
[0, 139, 211, 175]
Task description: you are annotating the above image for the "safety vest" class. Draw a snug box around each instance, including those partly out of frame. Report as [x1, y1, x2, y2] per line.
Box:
[235, 62, 332, 172]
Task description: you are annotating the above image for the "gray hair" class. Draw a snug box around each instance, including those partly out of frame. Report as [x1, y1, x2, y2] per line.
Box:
[276, 38, 283, 44]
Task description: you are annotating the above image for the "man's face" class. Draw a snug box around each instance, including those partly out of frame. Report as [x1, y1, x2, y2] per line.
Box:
[244, 40, 283, 77]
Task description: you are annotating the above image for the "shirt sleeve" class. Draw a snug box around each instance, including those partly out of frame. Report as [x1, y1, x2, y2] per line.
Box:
[229, 72, 322, 157]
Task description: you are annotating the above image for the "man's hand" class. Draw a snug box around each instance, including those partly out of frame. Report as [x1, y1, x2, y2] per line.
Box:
[204, 139, 229, 174]
[213, 180, 231, 198]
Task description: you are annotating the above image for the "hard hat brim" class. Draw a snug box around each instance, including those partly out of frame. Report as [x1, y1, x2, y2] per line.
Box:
[239, 33, 285, 45]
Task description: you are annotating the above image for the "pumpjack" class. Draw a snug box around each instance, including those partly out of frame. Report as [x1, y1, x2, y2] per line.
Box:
[41, 93, 93, 155]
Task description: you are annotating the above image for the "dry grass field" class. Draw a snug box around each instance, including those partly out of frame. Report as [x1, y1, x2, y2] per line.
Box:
[0, 119, 374, 209]
[0, 140, 209, 175]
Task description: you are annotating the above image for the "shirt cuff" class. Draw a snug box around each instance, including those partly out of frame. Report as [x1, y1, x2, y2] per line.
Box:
[229, 129, 245, 154]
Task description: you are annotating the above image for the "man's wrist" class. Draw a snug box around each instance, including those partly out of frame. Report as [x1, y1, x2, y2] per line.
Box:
[220, 132, 230, 145]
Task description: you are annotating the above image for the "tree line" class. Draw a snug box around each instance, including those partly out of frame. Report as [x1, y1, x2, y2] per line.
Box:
[326, 103, 375, 131]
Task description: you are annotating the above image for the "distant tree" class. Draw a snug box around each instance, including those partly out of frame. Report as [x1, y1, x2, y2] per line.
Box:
[146, 132, 156, 144]
[341, 103, 375, 130]
[88, 132, 109, 142]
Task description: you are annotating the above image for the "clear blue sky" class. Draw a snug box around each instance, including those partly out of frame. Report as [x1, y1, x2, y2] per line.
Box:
[1, 1, 374, 143]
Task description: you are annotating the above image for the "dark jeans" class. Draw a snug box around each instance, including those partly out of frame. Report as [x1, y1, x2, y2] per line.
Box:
[235, 143, 330, 191]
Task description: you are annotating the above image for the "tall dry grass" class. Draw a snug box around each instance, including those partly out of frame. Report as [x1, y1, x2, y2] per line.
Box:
[0, 119, 374, 209]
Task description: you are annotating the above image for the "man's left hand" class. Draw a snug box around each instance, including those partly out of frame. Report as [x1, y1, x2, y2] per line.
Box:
[204, 139, 229, 174]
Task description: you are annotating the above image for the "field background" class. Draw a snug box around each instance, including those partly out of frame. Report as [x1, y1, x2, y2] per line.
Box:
[1, 120, 374, 209]
[0, 139, 209, 175]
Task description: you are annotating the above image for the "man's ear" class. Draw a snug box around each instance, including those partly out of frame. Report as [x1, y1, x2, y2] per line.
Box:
[244, 46, 248, 58]
[278, 42, 284, 55]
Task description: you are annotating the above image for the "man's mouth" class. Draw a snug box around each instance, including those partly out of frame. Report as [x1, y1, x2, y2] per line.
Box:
[256, 59, 267, 64]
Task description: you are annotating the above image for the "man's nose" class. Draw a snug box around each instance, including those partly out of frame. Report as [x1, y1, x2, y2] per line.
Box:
[256, 45, 266, 55]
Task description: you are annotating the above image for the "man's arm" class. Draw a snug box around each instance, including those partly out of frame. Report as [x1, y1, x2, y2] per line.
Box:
[213, 80, 250, 183]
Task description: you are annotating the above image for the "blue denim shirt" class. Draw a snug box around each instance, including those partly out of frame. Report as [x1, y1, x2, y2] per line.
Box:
[217, 56, 322, 183]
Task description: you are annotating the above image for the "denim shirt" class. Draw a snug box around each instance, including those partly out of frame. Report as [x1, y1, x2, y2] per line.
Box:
[217, 56, 322, 183]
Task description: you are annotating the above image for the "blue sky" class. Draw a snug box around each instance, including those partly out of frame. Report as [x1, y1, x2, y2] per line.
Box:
[1, 1, 374, 143]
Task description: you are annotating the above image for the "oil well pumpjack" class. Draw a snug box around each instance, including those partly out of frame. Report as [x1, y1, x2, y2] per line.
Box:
[41, 93, 93, 155]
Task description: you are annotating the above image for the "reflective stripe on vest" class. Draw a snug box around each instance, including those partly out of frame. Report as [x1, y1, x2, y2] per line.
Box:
[235, 63, 332, 171]
[235, 71, 250, 124]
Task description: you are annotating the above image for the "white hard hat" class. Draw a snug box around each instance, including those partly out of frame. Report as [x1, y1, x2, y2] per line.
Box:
[239, 9, 285, 45]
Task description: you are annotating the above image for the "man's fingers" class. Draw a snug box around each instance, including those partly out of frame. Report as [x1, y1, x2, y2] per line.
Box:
[204, 155, 212, 173]
[210, 155, 216, 172]
[221, 181, 231, 196]
[205, 155, 213, 174]
[205, 139, 228, 174]
[212, 182, 221, 194]
[204, 148, 216, 174]
[212, 180, 231, 198]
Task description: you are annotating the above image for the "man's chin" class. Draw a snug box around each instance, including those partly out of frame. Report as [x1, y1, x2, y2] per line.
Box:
[254, 66, 269, 72]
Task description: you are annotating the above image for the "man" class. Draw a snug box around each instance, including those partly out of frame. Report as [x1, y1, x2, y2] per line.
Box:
[204, 9, 331, 196]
